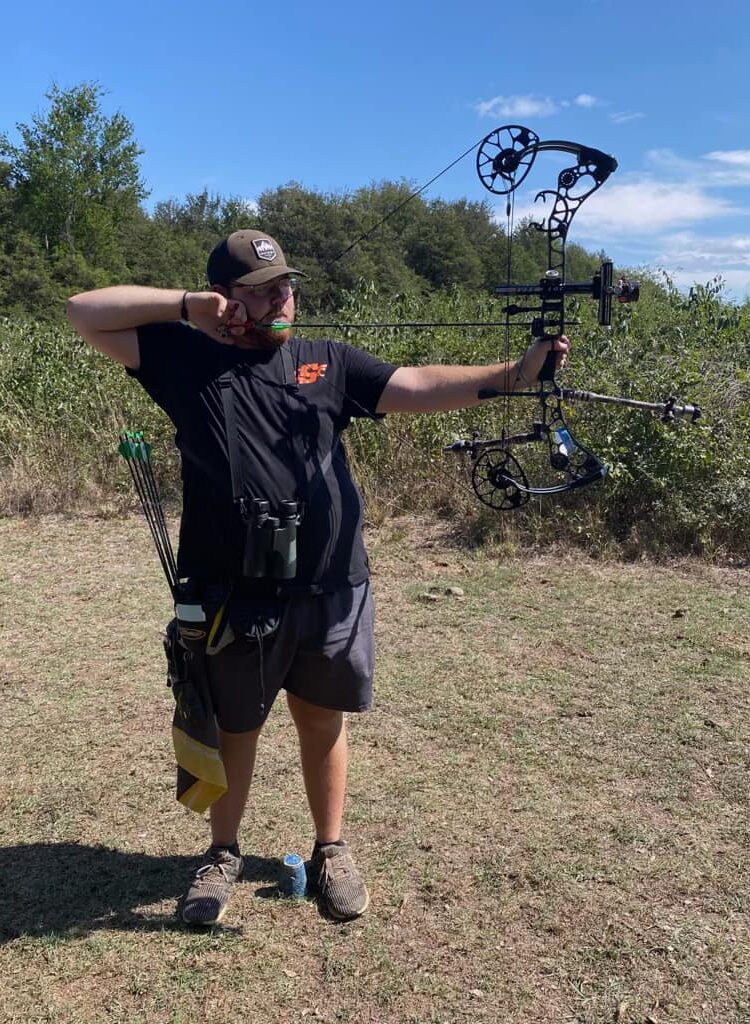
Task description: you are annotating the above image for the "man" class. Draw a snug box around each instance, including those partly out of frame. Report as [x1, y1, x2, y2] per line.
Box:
[67, 229, 568, 926]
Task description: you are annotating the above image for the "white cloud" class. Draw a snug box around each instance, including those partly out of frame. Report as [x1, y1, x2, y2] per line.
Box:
[578, 181, 735, 234]
[664, 266, 750, 297]
[645, 148, 696, 174]
[705, 150, 750, 166]
[706, 168, 750, 187]
[475, 92, 604, 119]
[652, 233, 750, 297]
[647, 148, 750, 188]
[504, 179, 735, 238]
[702, 150, 750, 184]
[656, 230, 750, 267]
[476, 94, 558, 119]
[606, 229, 750, 300]
[610, 111, 645, 124]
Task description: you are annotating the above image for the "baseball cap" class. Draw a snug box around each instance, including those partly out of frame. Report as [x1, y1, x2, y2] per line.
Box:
[206, 229, 305, 287]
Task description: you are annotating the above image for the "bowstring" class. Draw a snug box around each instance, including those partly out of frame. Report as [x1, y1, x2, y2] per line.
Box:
[503, 183, 516, 449]
[326, 139, 485, 268]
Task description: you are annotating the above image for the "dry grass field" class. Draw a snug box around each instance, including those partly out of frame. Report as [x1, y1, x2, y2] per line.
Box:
[0, 514, 748, 1024]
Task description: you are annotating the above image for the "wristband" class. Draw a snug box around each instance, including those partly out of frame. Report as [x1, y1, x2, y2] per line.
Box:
[180, 291, 189, 321]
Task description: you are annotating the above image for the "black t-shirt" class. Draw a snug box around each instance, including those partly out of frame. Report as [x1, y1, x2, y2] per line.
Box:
[128, 322, 397, 591]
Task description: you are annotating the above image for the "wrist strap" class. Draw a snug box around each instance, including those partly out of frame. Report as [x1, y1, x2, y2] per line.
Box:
[180, 291, 189, 321]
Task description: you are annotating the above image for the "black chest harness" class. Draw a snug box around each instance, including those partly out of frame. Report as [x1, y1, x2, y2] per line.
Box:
[218, 344, 333, 582]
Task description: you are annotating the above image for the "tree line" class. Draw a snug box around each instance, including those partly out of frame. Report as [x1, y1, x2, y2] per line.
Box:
[0, 83, 603, 318]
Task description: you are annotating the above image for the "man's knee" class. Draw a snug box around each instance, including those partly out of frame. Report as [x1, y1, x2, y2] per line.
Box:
[217, 724, 263, 756]
[286, 692, 343, 735]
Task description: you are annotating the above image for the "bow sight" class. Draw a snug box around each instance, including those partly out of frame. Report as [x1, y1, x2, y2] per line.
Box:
[496, 261, 640, 377]
[498, 262, 640, 333]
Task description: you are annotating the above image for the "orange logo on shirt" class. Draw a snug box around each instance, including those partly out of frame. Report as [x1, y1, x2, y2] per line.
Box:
[296, 362, 328, 384]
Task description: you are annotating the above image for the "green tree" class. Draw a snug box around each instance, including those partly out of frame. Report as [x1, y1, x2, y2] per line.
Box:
[0, 82, 147, 280]
[257, 183, 356, 310]
[330, 182, 428, 305]
[145, 189, 260, 290]
[404, 199, 487, 291]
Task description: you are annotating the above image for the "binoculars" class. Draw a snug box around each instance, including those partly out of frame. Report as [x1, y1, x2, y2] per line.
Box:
[242, 499, 302, 580]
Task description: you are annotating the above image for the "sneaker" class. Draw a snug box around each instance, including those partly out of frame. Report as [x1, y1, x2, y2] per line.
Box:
[181, 846, 244, 925]
[308, 841, 370, 921]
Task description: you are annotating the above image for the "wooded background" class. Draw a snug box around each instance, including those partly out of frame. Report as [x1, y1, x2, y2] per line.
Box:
[1, 84, 748, 557]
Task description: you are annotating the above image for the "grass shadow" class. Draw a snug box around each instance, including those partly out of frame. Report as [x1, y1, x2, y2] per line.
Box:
[0, 842, 281, 942]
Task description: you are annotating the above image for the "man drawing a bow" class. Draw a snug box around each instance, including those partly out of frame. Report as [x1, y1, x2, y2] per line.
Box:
[68, 229, 568, 925]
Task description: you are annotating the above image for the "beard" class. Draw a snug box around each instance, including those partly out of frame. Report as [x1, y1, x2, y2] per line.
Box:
[232, 323, 293, 350]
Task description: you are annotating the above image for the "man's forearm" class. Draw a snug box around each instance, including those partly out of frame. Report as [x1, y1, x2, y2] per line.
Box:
[416, 361, 519, 409]
[67, 286, 186, 332]
[377, 334, 571, 415]
[378, 358, 524, 414]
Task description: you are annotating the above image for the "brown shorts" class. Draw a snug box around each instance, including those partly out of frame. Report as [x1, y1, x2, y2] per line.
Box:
[204, 581, 374, 733]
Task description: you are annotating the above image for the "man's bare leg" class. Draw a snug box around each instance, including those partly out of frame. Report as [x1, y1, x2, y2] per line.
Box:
[286, 692, 369, 918]
[210, 725, 262, 847]
[286, 693, 346, 843]
[181, 726, 261, 924]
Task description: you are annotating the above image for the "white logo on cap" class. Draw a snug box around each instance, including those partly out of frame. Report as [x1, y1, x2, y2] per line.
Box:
[252, 238, 277, 262]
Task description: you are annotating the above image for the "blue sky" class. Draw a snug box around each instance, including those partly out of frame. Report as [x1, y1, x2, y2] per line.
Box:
[4, 0, 750, 298]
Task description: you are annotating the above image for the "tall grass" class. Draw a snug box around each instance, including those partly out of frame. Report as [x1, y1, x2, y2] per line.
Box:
[0, 317, 179, 513]
[1, 275, 748, 557]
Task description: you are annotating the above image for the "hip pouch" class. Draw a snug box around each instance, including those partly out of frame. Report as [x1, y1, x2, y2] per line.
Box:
[224, 595, 285, 722]
[227, 595, 284, 645]
[164, 583, 231, 719]
[163, 617, 211, 723]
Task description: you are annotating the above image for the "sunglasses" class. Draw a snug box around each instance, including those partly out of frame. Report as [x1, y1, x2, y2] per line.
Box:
[230, 277, 298, 300]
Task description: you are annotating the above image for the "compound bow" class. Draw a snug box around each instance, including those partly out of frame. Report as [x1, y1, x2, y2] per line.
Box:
[439, 124, 701, 510]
